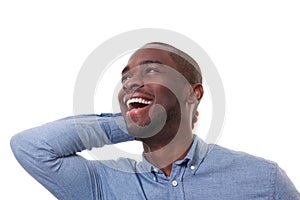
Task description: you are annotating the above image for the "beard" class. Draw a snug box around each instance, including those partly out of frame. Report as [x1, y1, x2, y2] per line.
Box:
[125, 102, 181, 141]
[125, 103, 166, 138]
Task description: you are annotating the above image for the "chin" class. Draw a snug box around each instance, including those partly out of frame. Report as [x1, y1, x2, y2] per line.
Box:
[125, 114, 166, 139]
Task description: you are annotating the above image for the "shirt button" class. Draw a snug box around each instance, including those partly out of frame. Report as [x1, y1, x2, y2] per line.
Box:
[190, 165, 195, 170]
[172, 180, 178, 187]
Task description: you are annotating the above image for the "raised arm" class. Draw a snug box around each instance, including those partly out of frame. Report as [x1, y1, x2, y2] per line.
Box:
[10, 113, 133, 199]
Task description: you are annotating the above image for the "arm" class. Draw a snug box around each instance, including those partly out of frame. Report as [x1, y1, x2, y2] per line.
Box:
[10, 113, 133, 200]
[274, 164, 300, 199]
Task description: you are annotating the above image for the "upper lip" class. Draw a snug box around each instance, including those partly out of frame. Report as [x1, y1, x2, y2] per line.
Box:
[124, 92, 154, 109]
[126, 98, 152, 108]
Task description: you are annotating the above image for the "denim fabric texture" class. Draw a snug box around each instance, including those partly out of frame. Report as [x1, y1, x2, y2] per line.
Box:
[11, 113, 300, 200]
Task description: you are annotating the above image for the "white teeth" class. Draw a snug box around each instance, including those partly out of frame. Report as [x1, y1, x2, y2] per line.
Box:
[126, 98, 152, 108]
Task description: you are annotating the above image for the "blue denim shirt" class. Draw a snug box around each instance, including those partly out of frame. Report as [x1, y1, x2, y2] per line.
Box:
[11, 114, 300, 200]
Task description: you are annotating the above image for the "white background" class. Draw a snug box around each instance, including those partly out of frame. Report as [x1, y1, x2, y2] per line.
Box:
[1, 0, 299, 199]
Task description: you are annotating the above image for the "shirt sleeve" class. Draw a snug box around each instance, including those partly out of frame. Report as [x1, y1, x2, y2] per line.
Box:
[10, 113, 133, 200]
[274, 164, 300, 199]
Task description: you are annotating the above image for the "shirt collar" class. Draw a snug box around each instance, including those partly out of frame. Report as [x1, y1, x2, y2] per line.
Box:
[137, 134, 209, 174]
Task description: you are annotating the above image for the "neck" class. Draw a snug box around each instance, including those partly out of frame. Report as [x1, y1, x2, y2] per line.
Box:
[141, 120, 193, 177]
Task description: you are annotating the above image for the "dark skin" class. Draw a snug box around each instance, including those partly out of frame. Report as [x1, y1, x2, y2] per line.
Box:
[118, 48, 203, 176]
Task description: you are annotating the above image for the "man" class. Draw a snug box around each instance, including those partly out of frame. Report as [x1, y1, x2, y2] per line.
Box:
[11, 43, 299, 199]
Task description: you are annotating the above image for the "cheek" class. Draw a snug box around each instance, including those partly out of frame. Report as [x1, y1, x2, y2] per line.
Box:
[156, 86, 178, 106]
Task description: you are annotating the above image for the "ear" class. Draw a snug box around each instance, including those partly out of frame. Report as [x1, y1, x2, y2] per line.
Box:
[187, 83, 204, 104]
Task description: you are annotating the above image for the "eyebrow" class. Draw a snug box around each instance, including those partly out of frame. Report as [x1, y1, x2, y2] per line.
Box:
[121, 60, 163, 75]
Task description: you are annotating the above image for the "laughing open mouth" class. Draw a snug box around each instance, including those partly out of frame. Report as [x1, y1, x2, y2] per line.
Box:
[126, 98, 152, 110]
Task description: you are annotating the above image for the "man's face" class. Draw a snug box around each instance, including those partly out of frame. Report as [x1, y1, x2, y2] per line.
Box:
[118, 48, 188, 138]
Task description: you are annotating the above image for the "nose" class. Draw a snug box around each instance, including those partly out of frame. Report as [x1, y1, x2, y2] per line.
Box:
[122, 71, 144, 93]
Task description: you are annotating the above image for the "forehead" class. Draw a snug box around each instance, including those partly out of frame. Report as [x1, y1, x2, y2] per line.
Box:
[125, 48, 177, 71]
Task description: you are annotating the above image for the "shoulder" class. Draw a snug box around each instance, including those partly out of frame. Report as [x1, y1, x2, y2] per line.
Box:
[194, 143, 300, 198]
[200, 144, 278, 188]
[206, 144, 277, 170]
[194, 144, 277, 196]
